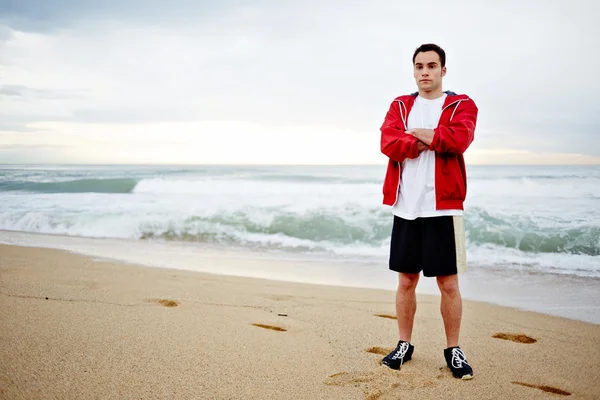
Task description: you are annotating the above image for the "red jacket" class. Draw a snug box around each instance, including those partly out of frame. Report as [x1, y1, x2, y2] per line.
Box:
[380, 91, 478, 209]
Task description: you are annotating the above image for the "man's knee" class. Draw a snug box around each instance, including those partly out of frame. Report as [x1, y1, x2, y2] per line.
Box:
[398, 273, 420, 292]
[436, 275, 460, 296]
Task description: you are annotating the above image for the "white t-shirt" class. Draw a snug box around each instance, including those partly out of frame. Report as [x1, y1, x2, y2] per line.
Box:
[391, 94, 463, 220]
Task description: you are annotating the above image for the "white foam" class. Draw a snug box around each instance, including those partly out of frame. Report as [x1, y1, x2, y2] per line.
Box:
[467, 243, 600, 277]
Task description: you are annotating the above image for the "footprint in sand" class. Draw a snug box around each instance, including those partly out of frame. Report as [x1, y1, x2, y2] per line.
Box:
[492, 333, 537, 344]
[266, 294, 295, 301]
[512, 381, 571, 396]
[146, 298, 180, 307]
[373, 314, 397, 320]
[326, 369, 436, 399]
[0, 375, 11, 395]
[251, 323, 287, 332]
[366, 347, 393, 356]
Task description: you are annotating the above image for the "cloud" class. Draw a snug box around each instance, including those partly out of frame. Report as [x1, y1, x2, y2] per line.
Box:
[0, 144, 65, 150]
[0, 123, 41, 132]
[0, 84, 87, 99]
[0, 0, 235, 32]
[0, 0, 599, 164]
[465, 148, 600, 166]
[0, 144, 70, 164]
[0, 120, 379, 165]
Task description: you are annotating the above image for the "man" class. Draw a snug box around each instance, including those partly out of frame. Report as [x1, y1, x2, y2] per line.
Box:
[379, 43, 477, 380]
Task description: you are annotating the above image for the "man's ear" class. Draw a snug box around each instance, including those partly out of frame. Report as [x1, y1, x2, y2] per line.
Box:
[442, 66, 447, 77]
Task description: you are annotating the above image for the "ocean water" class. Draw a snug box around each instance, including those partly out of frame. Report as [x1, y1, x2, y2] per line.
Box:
[0, 164, 599, 278]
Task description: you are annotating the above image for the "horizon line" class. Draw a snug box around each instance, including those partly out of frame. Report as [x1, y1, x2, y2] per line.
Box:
[1, 162, 599, 167]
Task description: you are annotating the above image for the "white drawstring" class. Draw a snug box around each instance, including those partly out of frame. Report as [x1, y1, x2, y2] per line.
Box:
[397, 100, 408, 130]
[449, 100, 462, 122]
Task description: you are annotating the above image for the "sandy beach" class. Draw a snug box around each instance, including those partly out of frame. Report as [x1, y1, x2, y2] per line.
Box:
[1, 244, 599, 399]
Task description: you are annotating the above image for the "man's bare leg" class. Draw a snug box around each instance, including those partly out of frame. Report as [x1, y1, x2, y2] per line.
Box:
[396, 272, 420, 341]
[436, 274, 462, 348]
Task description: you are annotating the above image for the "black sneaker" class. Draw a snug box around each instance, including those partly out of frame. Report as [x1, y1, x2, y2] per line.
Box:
[444, 346, 474, 379]
[382, 340, 414, 370]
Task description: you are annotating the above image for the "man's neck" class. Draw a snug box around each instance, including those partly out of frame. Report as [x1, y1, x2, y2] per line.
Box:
[418, 89, 444, 100]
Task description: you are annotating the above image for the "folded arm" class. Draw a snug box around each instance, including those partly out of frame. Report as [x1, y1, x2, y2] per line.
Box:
[380, 102, 420, 163]
[429, 99, 478, 154]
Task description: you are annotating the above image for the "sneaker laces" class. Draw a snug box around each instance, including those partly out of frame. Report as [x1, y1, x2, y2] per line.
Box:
[451, 348, 470, 369]
[392, 342, 410, 362]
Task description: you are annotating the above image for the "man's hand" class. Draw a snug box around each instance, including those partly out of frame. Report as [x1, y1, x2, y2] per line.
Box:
[406, 128, 435, 146]
[416, 141, 429, 153]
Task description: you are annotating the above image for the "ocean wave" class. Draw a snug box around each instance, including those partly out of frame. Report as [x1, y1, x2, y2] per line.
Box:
[132, 178, 379, 195]
[136, 211, 391, 246]
[1, 165, 599, 278]
[467, 178, 600, 199]
[465, 208, 600, 256]
[137, 213, 599, 257]
[1, 206, 598, 257]
[0, 178, 139, 194]
[470, 174, 600, 181]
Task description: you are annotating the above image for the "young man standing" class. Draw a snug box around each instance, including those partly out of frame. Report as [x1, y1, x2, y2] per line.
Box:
[379, 43, 477, 380]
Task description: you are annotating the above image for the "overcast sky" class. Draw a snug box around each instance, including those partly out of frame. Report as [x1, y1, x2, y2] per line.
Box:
[0, 0, 598, 165]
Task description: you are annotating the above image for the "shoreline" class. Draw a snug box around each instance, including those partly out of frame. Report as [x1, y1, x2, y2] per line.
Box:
[1, 243, 599, 399]
[1, 229, 600, 325]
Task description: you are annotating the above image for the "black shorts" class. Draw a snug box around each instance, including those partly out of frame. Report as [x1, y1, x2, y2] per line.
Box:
[389, 215, 467, 277]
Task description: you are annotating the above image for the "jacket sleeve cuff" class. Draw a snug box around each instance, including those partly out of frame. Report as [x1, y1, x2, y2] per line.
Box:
[407, 139, 419, 158]
[430, 127, 442, 151]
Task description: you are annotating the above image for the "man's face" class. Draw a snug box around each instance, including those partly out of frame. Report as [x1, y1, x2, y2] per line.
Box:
[413, 51, 446, 92]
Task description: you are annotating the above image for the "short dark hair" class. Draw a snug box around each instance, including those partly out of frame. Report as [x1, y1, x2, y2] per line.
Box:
[412, 44, 446, 67]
